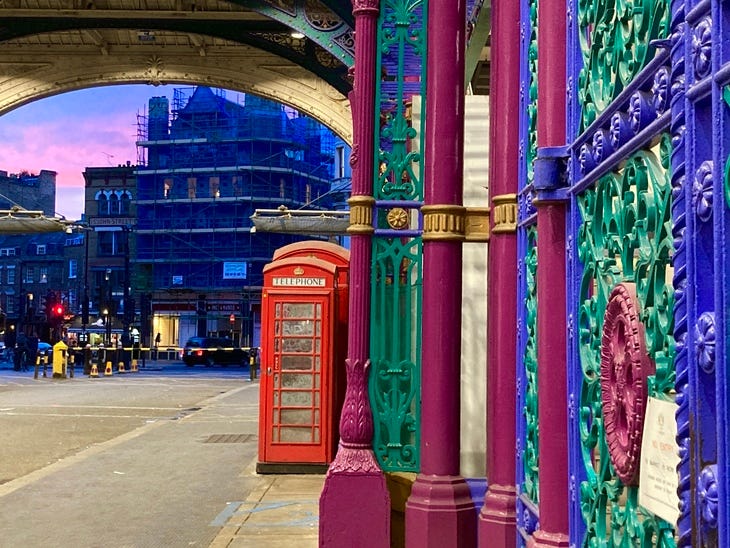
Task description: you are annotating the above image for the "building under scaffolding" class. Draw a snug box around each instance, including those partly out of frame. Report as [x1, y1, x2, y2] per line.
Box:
[134, 86, 350, 347]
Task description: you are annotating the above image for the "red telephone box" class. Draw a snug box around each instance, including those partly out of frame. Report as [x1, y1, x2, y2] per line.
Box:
[257, 241, 349, 472]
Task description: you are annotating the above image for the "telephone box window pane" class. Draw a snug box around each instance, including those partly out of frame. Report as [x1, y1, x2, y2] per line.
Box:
[280, 427, 314, 443]
[316, 321, 321, 335]
[281, 355, 313, 370]
[283, 338, 313, 352]
[316, 303, 322, 318]
[315, 356, 321, 371]
[282, 373, 313, 388]
[283, 303, 314, 318]
[315, 392, 320, 406]
[274, 339, 280, 352]
[314, 374, 320, 389]
[313, 427, 320, 443]
[315, 339, 321, 353]
[275, 303, 281, 317]
[272, 426, 279, 442]
[275, 321, 280, 335]
[274, 373, 279, 387]
[283, 319, 314, 336]
[281, 409, 313, 424]
[314, 409, 320, 424]
[281, 391, 313, 406]
[273, 391, 279, 405]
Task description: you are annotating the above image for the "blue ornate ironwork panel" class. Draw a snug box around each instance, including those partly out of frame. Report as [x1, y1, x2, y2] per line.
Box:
[567, 0, 677, 545]
[516, 0, 540, 543]
[369, 0, 426, 473]
[671, 0, 729, 545]
[716, 1, 730, 543]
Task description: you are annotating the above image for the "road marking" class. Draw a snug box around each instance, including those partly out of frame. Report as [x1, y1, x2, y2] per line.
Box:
[210, 501, 244, 526]
[218, 500, 320, 528]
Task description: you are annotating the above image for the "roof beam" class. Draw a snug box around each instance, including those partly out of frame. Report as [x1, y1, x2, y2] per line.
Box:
[0, 9, 270, 21]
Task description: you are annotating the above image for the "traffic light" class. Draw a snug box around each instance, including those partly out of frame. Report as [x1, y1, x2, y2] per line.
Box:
[52, 304, 65, 317]
[44, 290, 57, 322]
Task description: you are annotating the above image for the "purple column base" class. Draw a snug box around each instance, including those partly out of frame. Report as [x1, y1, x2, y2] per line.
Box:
[319, 460, 390, 548]
[478, 483, 517, 547]
[527, 530, 570, 547]
[405, 474, 477, 548]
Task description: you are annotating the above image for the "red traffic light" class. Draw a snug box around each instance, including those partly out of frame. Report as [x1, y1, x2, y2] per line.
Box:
[53, 304, 64, 316]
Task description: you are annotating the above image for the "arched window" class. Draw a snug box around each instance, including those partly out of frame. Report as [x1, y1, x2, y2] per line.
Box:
[120, 191, 131, 214]
[109, 193, 120, 215]
[96, 193, 109, 215]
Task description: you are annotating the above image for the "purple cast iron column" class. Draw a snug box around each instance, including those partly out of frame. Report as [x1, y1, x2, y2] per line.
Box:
[319, 1, 390, 547]
[529, 0, 569, 545]
[478, 0, 520, 545]
[404, 0, 476, 546]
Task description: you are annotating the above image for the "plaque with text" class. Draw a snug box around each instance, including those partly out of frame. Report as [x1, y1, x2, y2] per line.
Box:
[638, 397, 680, 524]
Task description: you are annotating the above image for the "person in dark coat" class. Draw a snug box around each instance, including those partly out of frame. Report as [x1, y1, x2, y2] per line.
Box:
[27, 332, 39, 372]
[15, 332, 28, 371]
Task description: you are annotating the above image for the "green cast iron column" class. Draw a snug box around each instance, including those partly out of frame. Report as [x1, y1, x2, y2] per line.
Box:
[319, 1, 390, 547]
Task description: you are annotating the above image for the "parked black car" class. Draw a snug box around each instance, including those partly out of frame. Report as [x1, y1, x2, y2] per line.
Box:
[182, 337, 247, 366]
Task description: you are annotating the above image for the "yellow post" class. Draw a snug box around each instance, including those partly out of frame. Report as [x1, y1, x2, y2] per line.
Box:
[52, 340, 68, 379]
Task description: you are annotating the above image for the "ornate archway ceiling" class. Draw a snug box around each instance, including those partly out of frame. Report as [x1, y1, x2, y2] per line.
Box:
[0, 0, 355, 141]
[0, 0, 353, 92]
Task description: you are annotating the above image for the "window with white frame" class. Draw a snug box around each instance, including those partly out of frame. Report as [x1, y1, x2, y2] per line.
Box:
[1, 247, 16, 256]
[69, 259, 78, 279]
[39, 267, 48, 283]
[23, 266, 34, 284]
[7, 267, 15, 285]
[36, 244, 46, 255]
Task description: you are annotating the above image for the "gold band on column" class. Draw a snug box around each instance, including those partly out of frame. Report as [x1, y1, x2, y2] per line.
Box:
[464, 207, 490, 242]
[422, 205, 466, 241]
[347, 195, 375, 234]
[491, 194, 517, 234]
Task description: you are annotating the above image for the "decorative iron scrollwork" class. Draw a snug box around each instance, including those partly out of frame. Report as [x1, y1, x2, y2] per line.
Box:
[695, 312, 716, 374]
[691, 17, 712, 80]
[692, 161, 714, 223]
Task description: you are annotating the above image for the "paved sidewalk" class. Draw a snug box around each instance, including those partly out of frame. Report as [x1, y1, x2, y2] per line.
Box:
[210, 461, 325, 548]
[0, 366, 326, 547]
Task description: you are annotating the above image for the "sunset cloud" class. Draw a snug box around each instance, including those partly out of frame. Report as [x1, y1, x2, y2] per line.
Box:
[0, 85, 175, 219]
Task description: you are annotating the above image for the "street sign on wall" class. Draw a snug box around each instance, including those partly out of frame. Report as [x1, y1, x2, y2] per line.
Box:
[223, 262, 247, 279]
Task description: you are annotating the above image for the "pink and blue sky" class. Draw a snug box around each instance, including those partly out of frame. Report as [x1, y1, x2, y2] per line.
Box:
[0, 85, 176, 221]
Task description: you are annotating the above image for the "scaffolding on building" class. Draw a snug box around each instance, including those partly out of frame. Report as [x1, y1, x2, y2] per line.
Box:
[134, 86, 349, 294]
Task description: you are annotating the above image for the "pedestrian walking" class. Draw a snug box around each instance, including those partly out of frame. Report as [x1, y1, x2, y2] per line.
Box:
[153, 332, 161, 360]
